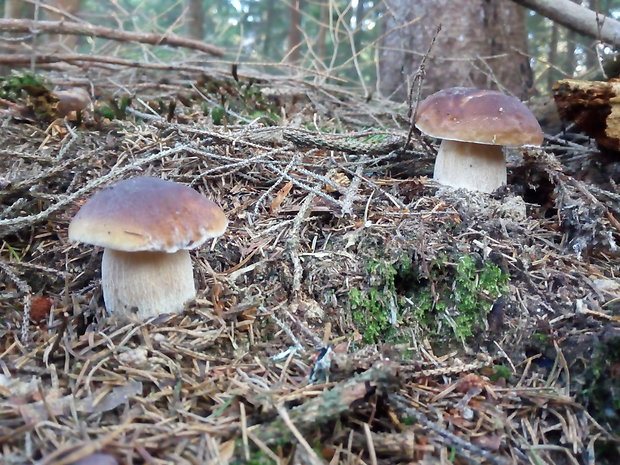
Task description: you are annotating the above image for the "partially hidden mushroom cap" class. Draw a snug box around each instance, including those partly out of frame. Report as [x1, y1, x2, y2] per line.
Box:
[69, 176, 227, 253]
[415, 87, 543, 147]
[55, 87, 92, 118]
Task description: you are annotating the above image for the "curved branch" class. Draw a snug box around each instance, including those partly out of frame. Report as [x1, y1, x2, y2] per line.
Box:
[0, 19, 225, 56]
[512, 0, 620, 46]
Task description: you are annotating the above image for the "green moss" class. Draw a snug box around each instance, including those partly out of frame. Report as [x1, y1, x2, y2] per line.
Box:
[489, 364, 512, 382]
[211, 106, 226, 125]
[349, 259, 404, 344]
[0, 72, 47, 101]
[230, 442, 278, 465]
[198, 76, 280, 126]
[409, 255, 508, 342]
[580, 337, 620, 434]
[532, 332, 550, 345]
[452, 256, 508, 339]
[349, 252, 510, 346]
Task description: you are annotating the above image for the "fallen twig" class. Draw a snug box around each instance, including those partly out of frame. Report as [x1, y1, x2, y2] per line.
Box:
[0, 19, 224, 56]
[388, 393, 511, 465]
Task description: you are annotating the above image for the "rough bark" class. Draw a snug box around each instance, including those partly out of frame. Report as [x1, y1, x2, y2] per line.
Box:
[46, 0, 81, 50]
[547, 22, 559, 90]
[187, 0, 204, 40]
[511, 0, 620, 46]
[316, 0, 328, 63]
[4, 0, 23, 19]
[379, 0, 532, 101]
[287, 0, 303, 62]
[353, 0, 365, 54]
[554, 78, 620, 151]
[262, 0, 276, 57]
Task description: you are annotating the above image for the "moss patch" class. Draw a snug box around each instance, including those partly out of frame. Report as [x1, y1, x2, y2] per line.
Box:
[348, 252, 509, 345]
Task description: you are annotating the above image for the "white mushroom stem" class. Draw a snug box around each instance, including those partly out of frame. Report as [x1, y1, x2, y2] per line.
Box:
[433, 139, 507, 193]
[101, 249, 196, 320]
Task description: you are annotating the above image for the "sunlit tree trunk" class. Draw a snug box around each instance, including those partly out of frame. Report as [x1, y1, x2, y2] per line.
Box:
[187, 0, 204, 40]
[379, 0, 533, 101]
[564, 0, 583, 77]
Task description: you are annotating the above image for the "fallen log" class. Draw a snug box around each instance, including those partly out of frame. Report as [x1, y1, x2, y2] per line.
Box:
[553, 78, 620, 151]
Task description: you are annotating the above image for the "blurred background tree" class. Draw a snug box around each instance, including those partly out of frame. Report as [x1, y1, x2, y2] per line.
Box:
[378, 0, 532, 100]
[1, 0, 619, 100]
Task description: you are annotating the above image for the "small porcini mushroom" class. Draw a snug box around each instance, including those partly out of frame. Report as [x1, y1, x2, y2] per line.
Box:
[69, 176, 227, 320]
[415, 87, 543, 193]
[54, 87, 92, 118]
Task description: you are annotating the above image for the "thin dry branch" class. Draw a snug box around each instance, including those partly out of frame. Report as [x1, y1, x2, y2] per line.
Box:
[0, 19, 224, 56]
[0, 144, 192, 239]
[0, 53, 209, 73]
[388, 393, 511, 465]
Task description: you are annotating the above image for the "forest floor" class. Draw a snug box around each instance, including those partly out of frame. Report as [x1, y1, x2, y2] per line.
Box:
[0, 66, 619, 465]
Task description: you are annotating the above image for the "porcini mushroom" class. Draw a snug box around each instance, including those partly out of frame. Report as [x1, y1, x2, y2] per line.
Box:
[69, 176, 227, 320]
[54, 87, 92, 118]
[415, 87, 543, 193]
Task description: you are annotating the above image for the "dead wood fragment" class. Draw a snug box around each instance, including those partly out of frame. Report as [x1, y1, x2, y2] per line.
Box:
[284, 129, 406, 155]
[255, 363, 398, 446]
[0, 19, 224, 56]
[388, 394, 510, 465]
[553, 78, 620, 151]
[344, 430, 427, 460]
[524, 149, 619, 256]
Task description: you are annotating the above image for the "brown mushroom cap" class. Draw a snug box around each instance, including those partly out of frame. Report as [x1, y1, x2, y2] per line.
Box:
[69, 176, 227, 253]
[415, 87, 543, 147]
[55, 88, 92, 118]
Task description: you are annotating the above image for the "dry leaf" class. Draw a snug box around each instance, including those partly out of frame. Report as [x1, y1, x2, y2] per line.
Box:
[324, 171, 350, 193]
[30, 295, 53, 322]
[269, 181, 293, 214]
[206, 439, 235, 464]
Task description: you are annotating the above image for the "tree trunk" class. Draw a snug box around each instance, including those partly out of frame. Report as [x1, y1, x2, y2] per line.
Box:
[187, 0, 204, 40]
[4, 0, 23, 19]
[565, 29, 577, 77]
[353, 0, 365, 54]
[316, 0, 328, 64]
[262, 0, 276, 58]
[287, 0, 303, 62]
[547, 22, 559, 90]
[46, 0, 81, 50]
[379, 0, 533, 101]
